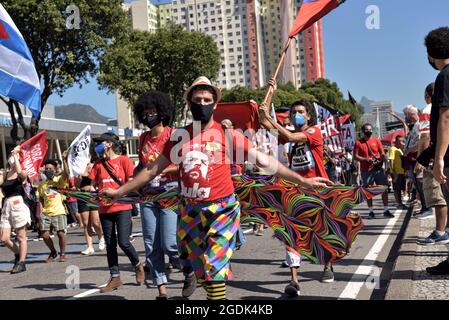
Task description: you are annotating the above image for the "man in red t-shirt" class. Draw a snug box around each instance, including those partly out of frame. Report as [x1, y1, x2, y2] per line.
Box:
[354, 123, 393, 219]
[259, 98, 332, 295]
[102, 76, 331, 300]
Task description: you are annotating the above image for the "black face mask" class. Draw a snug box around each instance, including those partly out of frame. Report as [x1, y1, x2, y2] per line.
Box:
[364, 131, 373, 138]
[428, 57, 439, 71]
[142, 114, 161, 129]
[190, 101, 215, 124]
[44, 170, 55, 180]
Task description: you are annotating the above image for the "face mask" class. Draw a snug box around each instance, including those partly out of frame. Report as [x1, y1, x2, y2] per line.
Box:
[44, 170, 55, 179]
[428, 57, 439, 71]
[364, 131, 373, 138]
[408, 123, 415, 131]
[142, 114, 161, 129]
[95, 143, 106, 156]
[8, 156, 15, 165]
[190, 101, 215, 124]
[292, 112, 306, 128]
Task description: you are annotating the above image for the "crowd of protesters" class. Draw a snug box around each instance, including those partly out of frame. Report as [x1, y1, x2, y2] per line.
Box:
[1, 26, 449, 299]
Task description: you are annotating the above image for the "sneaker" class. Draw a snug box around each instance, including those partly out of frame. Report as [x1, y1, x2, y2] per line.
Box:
[59, 254, 67, 262]
[383, 210, 395, 218]
[156, 294, 168, 300]
[100, 276, 123, 293]
[368, 212, 375, 219]
[81, 247, 95, 255]
[129, 235, 135, 243]
[135, 263, 145, 285]
[284, 281, 300, 297]
[98, 237, 106, 251]
[414, 209, 434, 220]
[426, 259, 449, 275]
[280, 261, 289, 268]
[46, 251, 58, 263]
[396, 203, 408, 210]
[10, 262, 26, 274]
[255, 229, 264, 236]
[418, 231, 449, 246]
[320, 266, 334, 283]
[182, 273, 197, 298]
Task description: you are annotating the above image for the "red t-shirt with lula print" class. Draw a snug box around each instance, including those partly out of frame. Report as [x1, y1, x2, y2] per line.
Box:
[88, 156, 134, 214]
[354, 137, 385, 172]
[162, 121, 253, 202]
[286, 126, 328, 179]
[138, 127, 177, 184]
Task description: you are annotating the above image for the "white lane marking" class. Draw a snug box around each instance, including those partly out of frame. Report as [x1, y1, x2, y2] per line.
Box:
[339, 209, 402, 300]
[243, 228, 254, 234]
[70, 284, 107, 300]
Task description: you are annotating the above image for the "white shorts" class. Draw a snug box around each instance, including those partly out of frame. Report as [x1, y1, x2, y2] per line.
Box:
[0, 196, 31, 229]
[286, 247, 301, 268]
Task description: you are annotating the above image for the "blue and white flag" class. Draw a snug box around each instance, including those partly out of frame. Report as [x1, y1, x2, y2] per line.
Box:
[0, 3, 41, 117]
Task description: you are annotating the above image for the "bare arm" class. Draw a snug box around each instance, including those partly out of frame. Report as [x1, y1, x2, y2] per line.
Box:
[433, 107, 449, 183]
[249, 148, 332, 188]
[389, 111, 409, 135]
[12, 147, 27, 181]
[102, 154, 171, 198]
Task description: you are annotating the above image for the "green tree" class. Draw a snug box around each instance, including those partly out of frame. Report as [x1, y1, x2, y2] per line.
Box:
[98, 24, 221, 125]
[1, 0, 129, 140]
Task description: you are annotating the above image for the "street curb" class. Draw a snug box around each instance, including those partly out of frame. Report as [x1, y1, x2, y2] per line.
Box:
[385, 210, 419, 300]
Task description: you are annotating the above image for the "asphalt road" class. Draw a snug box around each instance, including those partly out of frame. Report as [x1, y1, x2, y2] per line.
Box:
[0, 193, 406, 300]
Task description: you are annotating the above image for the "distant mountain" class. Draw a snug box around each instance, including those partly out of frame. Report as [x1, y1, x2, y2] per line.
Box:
[55, 104, 110, 124]
[359, 96, 375, 113]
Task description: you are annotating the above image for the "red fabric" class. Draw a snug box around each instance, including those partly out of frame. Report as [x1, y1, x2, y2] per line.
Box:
[289, 126, 328, 179]
[275, 111, 290, 126]
[67, 178, 77, 203]
[0, 21, 9, 39]
[138, 127, 177, 183]
[214, 100, 260, 132]
[289, 0, 343, 38]
[381, 130, 405, 146]
[19, 130, 48, 181]
[354, 137, 385, 172]
[162, 121, 253, 202]
[89, 156, 135, 214]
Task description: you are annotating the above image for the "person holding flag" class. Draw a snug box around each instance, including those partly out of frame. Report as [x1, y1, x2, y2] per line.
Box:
[0, 146, 31, 274]
[259, 92, 335, 296]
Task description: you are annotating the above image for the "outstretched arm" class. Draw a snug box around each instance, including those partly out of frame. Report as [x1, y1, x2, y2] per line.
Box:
[101, 154, 171, 198]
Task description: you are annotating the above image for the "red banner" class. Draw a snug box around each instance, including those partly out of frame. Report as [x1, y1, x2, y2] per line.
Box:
[289, 0, 344, 38]
[215, 100, 260, 132]
[19, 130, 48, 181]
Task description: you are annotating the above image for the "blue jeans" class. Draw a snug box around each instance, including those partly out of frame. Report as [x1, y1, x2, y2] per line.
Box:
[141, 202, 179, 285]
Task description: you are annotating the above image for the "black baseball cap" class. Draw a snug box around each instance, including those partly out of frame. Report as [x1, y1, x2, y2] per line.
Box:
[93, 132, 120, 143]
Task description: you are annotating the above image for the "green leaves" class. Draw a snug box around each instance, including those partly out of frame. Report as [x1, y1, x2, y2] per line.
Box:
[98, 24, 221, 124]
[2, 0, 129, 106]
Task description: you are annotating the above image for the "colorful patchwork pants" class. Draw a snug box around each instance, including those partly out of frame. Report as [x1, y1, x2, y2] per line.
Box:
[177, 194, 240, 282]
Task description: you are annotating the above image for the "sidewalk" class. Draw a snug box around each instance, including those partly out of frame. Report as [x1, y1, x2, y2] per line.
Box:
[386, 207, 449, 300]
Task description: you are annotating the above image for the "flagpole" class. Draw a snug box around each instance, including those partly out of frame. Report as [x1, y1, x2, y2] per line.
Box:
[261, 37, 293, 106]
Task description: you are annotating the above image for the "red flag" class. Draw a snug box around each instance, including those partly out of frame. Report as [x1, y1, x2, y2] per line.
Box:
[214, 100, 260, 132]
[19, 130, 48, 181]
[289, 0, 345, 38]
[0, 21, 9, 39]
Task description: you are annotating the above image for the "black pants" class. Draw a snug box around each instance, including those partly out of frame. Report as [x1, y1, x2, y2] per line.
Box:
[100, 210, 140, 276]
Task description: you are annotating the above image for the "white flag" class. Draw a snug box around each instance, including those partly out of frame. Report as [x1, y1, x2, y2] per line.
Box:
[68, 125, 91, 178]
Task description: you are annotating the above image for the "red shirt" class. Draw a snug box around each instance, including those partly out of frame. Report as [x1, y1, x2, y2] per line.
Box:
[67, 178, 77, 203]
[162, 121, 252, 202]
[354, 137, 385, 172]
[89, 156, 135, 214]
[288, 126, 328, 179]
[138, 127, 177, 184]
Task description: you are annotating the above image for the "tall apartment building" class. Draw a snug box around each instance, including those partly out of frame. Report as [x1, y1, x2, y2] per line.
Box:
[116, 0, 327, 154]
[262, 0, 325, 87]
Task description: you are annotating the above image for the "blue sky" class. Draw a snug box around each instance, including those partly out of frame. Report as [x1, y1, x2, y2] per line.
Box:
[48, 0, 449, 118]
